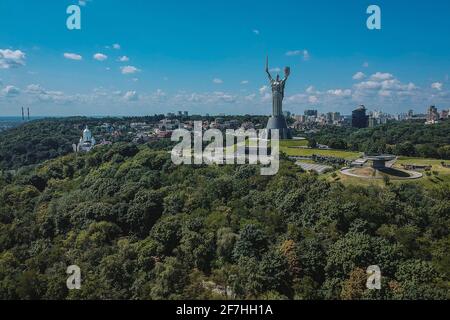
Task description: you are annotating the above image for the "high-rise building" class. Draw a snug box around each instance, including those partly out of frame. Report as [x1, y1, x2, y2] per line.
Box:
[304, 109, 318, 117]
[352, 105, 369, 128]
[426, 106, 439, 123]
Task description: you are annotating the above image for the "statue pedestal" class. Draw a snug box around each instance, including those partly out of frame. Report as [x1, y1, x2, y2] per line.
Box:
[266, 115, 291, 140]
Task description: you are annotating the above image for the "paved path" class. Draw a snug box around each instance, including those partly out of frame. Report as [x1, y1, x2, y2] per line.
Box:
[340, 168, 422, 180]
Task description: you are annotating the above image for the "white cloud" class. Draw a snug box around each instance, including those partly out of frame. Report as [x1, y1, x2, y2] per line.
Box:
[120, 65, 140, 74]
[306, 86, 315, 94]
[0, 49, 26, 69]
[259, 85, 269, 95]
[286, 50, 310, 61]
[353, 72, 366, 80]
[25, 84, 69, 103]
[64, 53, 82, 61]
[241, 80, 249, 85]
[355, 81, 381, 90]
[370, 72, 394, 81]
[378, 90, 391, 97]
[431, 82, 443, 91]
[286, 93, 307, 104]
[308, 95, 318, 104]
[213, 78, 223, 84]
[245, 94, 256, 101]
[123, 90, 138, 101]
[93, 53, 108, 61]
[269, 67, 281, 73]
[113, 44, 121, 50]
[327, 89, 352, 97]
[1, 85, 20, 97]
[118, 56, 129, 62]
[253, 29, 260, 35]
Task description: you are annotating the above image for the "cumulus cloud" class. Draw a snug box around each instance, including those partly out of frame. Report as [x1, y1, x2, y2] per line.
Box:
[308, 95, 318, 104]
[431, 82, 443, 91]
[286, 50, 310, 60]
[352, 71, 418, 103]
[353, 72, 366, 80]
[213, 78, 223, 84]
[113, 44, 121, 50]
[259, 85, 269, 95]
[0, 49, 26, 69]
[25, 84, 70, 103]
[370, 72, 394, 81]
[355, 80, 382, 91]
[170, 90, 237, 106]
[123, 90, 138, 101]
[93, 53, 108, 61]
[327, 89, 352, 97]
[64, 53, 82, 61]
[1, 85, 20, 97]
[241, 80, 249, 85]
[120, 65, 140, 74]
[118, 56, 129, 62]
[306, 86, 316, 94]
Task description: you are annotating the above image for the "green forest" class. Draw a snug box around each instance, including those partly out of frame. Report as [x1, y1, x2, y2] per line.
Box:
[0, 139, 448, 299]
[309, 120, 450, 159]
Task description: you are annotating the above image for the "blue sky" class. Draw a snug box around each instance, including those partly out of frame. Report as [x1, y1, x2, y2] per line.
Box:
[0, 0, 449, 116]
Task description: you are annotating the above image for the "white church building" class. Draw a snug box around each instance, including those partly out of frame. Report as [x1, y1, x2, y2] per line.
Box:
[75, 126, 96, 152]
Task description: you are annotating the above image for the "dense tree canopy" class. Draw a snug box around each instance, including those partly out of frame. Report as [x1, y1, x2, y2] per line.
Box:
[310, 120, 450, 158]
[0, 134, 448, 300]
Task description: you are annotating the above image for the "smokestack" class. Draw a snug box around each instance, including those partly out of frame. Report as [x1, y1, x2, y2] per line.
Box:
[22, 107, 24, 121]
[27, 108, 30, 120]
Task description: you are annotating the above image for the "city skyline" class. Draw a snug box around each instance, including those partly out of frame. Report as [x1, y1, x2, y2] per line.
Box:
[0, 0, 449, 116]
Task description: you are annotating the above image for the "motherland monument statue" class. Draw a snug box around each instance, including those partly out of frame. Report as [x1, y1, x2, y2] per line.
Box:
[265, 56, 292, 139]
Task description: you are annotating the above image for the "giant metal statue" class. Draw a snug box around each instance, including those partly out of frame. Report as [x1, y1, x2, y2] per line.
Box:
[265, 56, 292, 139]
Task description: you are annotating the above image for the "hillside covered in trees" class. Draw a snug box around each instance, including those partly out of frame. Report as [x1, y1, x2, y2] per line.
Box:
[310, 120, 450, 159]
[0, 141, 448, 300]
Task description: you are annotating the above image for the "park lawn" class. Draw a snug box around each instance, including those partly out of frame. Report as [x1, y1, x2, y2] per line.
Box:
[281, 146, 361, 160]
[280, 139, 309, 148]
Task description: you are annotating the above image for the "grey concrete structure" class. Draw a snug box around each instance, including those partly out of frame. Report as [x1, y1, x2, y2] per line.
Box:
[265, 57, 292, 139]
[365, 154, 396, 169]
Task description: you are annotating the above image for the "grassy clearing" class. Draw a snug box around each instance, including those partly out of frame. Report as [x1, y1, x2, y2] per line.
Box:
[279, 139, 361, 159]
[281, 147, 361, 160]
[279, 139, 309, 147]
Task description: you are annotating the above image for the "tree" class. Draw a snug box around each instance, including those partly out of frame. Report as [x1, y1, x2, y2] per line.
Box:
[233, 224, 268, 260]
[126, 190, 164, 236]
